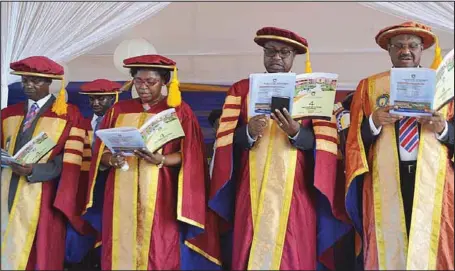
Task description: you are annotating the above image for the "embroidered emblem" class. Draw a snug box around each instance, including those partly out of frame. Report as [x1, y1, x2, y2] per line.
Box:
[336, 110, 350, 132]
[376, 94, 390, 108]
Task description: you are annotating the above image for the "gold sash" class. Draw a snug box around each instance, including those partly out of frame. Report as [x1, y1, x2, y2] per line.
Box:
[368, 74, 450, 269]
[110, 113, 160, 270]
[247, 96, 298, 270]
[1, 116, 66, 270]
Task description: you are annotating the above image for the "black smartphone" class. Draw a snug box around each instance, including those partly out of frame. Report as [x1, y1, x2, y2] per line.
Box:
[271, 96, 290, 115]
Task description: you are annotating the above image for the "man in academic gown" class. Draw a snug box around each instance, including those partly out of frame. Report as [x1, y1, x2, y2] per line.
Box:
[209, 26, 350, 270]
[345, 21, 454, 270]
[1, 56, 88, 270]
[64, 79, 122, 269]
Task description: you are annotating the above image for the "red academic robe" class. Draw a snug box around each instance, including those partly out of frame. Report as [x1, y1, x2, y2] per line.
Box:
[84, 98, 221, 270]
[1, 102, 89, 270]
[210, 79, 343, 270]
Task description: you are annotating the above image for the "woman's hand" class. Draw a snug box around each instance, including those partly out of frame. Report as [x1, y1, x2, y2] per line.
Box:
[134, 148, 164, 165]
[101, 152, 126, 169]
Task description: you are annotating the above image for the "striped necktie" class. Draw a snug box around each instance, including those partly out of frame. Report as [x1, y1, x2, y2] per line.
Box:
[92, 116, 103, 148]
[399, 117, 419, 153]
[23, 103, 39, 132]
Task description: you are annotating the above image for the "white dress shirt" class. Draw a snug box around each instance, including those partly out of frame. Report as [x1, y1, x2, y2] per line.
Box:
[369, 115, 448, 161]
[27, 94, 52, 113]
[91, 114, 102, 132]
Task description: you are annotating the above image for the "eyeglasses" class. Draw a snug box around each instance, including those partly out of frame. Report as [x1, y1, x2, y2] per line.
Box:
[133, 78, 160, 87]
[389, 42, 422, 51]
[263, 47, 294, 58]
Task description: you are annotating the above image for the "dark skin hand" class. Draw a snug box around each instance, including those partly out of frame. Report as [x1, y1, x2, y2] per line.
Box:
[134, 148, 182, 166]
[9, 162, 33, 176]
[101, 152, 126, 169]
[372, 105, 402, 128]
[271, 108, 300, 137]
[417, 110, 446, 134]
[248, 115, 269, 140]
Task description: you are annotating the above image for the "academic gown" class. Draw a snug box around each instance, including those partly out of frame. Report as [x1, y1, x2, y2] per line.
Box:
[345, 71, 454, 270]
[209, 79, 350, 270]
[83, 98, 222, 270]
[1, 96, 90, 270]
[65, 116, 103, 265]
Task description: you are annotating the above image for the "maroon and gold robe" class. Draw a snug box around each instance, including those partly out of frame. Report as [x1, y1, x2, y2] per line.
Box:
[1, 102, 88, 270]
[210, 79, 342, 270]
[84, 98, 221, 270]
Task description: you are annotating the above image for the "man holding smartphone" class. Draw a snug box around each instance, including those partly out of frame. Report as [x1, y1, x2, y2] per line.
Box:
[209, 27, 346, 270]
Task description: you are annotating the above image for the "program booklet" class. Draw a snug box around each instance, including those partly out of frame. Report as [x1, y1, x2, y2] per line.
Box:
[293, 72, 338, 120]
[96, 108, 185, 155]
[248, 72, 338, 119]
[390, 48, 454, 116]
[1, 132, 56, 167]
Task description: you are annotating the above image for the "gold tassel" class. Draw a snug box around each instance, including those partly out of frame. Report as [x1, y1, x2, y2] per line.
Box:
[167, 66, 181, 107]
[114, 92, 119, 103]
[51, 79, 68, 115]
[305, 49, 312, 73]
[430, 36, 442, 70]
[120, 80, 133, 92]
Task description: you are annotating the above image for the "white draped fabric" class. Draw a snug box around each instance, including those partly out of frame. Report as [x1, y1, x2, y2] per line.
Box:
[1, 2, 170, 108]
[360, 2, 454, 33]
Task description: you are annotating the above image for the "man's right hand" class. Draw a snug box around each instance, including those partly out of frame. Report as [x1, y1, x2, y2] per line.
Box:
[248, 115, 269, 140]
[371, 105, 401, 128]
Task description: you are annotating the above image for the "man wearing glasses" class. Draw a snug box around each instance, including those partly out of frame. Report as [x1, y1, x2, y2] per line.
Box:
[346, 22, 454, 270]
[210, 27, 343, 270]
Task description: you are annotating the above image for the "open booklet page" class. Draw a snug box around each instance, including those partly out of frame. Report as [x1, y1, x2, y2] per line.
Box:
[248, 72, 338, 119]
[390, 49, 454, 116]
[2, 132, 57, 166]
[434, 48, 454, 111]
[248, 73, 296, 117]
[390, 67, 436, 116]
[139, 108, 185, 153]
[293, 73, 338, 119]
[96, 108, 185, 155]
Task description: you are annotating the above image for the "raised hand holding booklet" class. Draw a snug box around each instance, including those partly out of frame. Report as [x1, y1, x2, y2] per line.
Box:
[248, 72, 338, 119]
[96, 108, 185, 155]
[390, 49, 454, 116]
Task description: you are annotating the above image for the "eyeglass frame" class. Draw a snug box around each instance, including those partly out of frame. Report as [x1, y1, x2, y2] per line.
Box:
[263, 47, 295, 58]
[132, 77, 161, 87]
[388, 42, 423, 52]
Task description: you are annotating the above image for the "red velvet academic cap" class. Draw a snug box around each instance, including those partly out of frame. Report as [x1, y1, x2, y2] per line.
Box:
[123, 54, 176, 70]
[10, 56, 64, 79]
[79, 79, 123, 95]
[254, 26, 309, 54]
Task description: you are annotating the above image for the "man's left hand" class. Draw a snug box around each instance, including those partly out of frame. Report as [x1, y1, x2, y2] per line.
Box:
[271, 108, 300, 137]
[10, 163, 33, 176]
[134, 148, 163, 165]
[417, 111, 446, 134]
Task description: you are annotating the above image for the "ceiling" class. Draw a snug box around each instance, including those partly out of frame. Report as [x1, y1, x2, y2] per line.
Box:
[67, 2, 454, 90]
